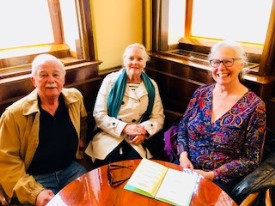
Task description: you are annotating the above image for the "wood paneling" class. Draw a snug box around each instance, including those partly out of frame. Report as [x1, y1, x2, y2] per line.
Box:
[146, 54, 213, 114]
[0, 61, 102, 115]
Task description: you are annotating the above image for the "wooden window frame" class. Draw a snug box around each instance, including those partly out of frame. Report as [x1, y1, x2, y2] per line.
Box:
[0, 0, 95, 78]
[152, 0, 275, 76]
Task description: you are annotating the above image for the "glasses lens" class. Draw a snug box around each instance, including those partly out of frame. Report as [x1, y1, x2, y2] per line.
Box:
[107, 164, 132, 187]
[223, 59, 234, 67]
[210, 59, 220, 67]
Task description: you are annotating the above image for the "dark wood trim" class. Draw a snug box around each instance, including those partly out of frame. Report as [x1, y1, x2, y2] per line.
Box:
[76, 0, 96, 61]
[259, 0, 275, 76]
[152, 0, 160, 51]
[47, 0, 64, 44]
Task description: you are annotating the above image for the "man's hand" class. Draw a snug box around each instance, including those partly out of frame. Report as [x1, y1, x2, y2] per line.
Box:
[36, 189, 55, 206]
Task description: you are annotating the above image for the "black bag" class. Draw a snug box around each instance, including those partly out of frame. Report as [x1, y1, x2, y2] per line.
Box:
[231, 153, 275, 203]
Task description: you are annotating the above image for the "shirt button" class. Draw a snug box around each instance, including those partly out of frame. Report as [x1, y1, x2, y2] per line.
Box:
[112, 122, 115, 126]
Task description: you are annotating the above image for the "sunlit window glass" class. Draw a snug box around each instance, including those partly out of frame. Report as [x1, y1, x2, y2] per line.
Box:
[191, 0, 273, 44]
[0, 0, 53, 49]
[168, 0, 186, 45]
[60, 0, 80, 52]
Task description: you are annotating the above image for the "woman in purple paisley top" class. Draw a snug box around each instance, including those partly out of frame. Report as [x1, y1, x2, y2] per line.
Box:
[176, 41, 266, 196]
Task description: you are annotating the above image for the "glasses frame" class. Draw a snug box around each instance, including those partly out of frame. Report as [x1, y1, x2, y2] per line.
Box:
[209, 58, 241, 68]
[107, 163, 133, 187]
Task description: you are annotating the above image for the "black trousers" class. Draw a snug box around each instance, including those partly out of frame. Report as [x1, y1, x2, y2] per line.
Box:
[93, 140, 142, 168]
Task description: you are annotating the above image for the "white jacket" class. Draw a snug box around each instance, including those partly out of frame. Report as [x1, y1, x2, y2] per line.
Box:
[85, 70, 165, 161]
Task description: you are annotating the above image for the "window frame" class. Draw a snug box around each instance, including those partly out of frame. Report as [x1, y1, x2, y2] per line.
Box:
[0, 0, 95, 77]
[152, 0, 275, 76]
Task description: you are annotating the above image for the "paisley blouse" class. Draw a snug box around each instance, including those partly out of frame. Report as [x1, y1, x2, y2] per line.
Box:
[177, 83, 266, 183]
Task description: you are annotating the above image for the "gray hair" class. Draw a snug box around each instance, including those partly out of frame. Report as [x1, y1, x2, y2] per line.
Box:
[122, 43, 150, 62]
[208, 41, 248, 80]
[208, 41, 248, 64]
[31, 54, 65, 76]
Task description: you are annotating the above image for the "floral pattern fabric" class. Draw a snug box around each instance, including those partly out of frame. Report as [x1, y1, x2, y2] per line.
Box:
[177, 83, 266, 183]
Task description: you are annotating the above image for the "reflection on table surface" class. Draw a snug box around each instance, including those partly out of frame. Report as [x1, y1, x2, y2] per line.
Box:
[47, 159, 237, 206]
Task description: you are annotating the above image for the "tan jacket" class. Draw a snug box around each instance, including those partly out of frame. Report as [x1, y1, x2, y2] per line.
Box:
[85, 70, 165, 161]
[0, 88, 87, 204]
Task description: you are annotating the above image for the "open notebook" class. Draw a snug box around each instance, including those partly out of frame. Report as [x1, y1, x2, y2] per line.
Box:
[124, 158, 199, 206]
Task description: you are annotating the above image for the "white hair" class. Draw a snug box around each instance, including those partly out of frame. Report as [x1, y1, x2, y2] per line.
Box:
[122, 43, 150, 62]
[208, 41, 248, 64]
[31, 54, 65, 76]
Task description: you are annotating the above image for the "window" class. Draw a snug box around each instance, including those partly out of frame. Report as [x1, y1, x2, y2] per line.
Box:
[0, 0, 95, 77]
[185, 0, 273, 53]
[153, 0, 275, 75]
[0, 1, 53, 49]
[166, 0, 273, 53]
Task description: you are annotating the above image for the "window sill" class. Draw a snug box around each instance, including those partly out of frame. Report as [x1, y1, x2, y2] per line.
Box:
[0, 44, 87, 79]
[179, 37, 264, 55]
[0, 57, 86, 80]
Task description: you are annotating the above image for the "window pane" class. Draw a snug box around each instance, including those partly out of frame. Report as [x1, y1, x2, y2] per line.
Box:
[168, 0, 186, 45]
[191, 0, 272, 44]
[0, 0, 53, 49]
[60, 0, 80, 53]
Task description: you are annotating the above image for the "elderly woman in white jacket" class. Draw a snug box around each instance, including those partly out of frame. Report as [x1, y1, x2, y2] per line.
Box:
[85, 43, 165, 167]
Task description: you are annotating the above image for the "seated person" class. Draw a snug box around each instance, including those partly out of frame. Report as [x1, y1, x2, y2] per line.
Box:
[85, 43, 165, 167]
[176, 41, 266, 196]
[0, 54, 87, 206]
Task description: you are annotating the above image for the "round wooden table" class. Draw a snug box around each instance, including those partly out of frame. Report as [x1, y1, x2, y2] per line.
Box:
[47, 159, 237, 206]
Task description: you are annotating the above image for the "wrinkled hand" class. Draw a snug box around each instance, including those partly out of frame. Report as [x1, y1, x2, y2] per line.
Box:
[179, 152, 194, 169]
[36, 189, 55, 206]
[123, 124, 147, 145]
[194, 169, 214, 181]
[130, 134, 146, 145]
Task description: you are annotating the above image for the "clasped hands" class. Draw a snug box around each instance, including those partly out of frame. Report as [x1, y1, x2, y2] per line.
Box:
[179, 152, 215, 181]
[123, 124, 147, 145]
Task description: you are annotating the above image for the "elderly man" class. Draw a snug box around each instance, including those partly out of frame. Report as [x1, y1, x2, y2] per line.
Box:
[0, 54, 87, 206]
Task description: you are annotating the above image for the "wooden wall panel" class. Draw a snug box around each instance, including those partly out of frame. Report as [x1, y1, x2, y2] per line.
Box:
[147, 55, 214, 114]
[0, 61, 102, 115]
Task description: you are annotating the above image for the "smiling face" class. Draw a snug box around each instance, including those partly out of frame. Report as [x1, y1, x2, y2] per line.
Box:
[210, 46, 244, 86]
[31, 58, 65, 101]
[123, 45, 148, 79]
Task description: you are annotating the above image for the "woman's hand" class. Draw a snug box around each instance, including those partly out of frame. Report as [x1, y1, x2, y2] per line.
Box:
[179, 152, 215, 181]
[179, 152, 194, 169]
[194, 169, 214, 181]
[123, 124, 147, 145]
[130, 134, 146, 145]
[123, 124, 147, 136]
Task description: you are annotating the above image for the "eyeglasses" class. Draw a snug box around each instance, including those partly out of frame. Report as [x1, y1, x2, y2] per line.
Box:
[209, 58, 241, 68]
[107, 163, 133, 187]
